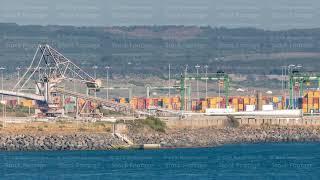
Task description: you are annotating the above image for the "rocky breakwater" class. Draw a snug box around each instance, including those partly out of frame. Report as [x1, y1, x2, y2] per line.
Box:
[127, 125, 320, 148]
[0, 133, 126, 151]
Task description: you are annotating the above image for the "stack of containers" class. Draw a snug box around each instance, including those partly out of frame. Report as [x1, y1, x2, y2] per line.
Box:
[153, 98, 159, 108]
[130, 97, 138, 109]
[232, 97, 238, 112]
[238, 97, 244, 112]
[209, 97, 217, 108]
[145, 98, 152, 109]
[201, 100, 208, 112]
[157, 99, 163, 107]
[137, 98, 146, 110]
[244, 97, 249, 111]
[20, 99, 34, 107]
[163, 97, 171, 109]
[272, 96, 280, 110]
[172, 97, 180, 110]
[308, 91, 314, 112]
[313, 91, 319, 113]
[64, 97, 76, 113]
[219, 97, 226, 108]
[249, 97, 256, 106]
[119, 97, 126, 104]
[7, 99, 18, 108]
[302, 97, 308, 113]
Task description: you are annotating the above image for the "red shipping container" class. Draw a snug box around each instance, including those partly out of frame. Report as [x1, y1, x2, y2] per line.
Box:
[313, 97, 319, 105]
[303, 98, 308, 104]
[153, 98, 158, 107]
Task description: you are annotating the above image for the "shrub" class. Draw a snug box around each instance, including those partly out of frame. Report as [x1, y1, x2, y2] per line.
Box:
[226, 115, 240, 128]
[142, 116, 166, 132]
[78, 127, 87, 132]
[104, 127, 111, 132]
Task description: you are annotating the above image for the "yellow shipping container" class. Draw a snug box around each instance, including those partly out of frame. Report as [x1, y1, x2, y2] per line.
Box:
[308, 91, 314, 98]
[120, 98, 126, 104]
[244, 97, 249, 104]
[164, 98, 171, 104]
[173, 97, 180, 103]
[21, 99, 33, 107]
[303, 108, 308, 113]
[308, 98, 313, 105]
[210, 104, 217, 108]
[273, 97, 279, 103]
[314, 91, 320, 98]
[314, 104, 319, 109]
[232, 98, 238, 104]
[202, 101, 208, 110]
[209, 99, 217, 105]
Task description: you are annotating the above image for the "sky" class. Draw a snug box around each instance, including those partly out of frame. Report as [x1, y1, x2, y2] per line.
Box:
[1, 0, 320, 30]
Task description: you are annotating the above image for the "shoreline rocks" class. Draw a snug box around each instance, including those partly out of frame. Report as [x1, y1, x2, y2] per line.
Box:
[0, 133, 126, 151]
[1, 126, 320, 151]
[127, 126, 320, 148]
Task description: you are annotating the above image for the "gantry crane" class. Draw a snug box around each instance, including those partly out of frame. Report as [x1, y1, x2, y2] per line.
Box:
[180, 71, 230, 111]
[288, 70, 320, 109]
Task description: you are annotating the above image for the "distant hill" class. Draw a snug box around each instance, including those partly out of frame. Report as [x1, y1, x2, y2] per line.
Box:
[0, 23, 320, 77]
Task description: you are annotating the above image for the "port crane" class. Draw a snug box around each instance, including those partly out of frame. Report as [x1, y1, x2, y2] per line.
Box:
[179, 71, 230, 111]
[0, 44, 134, 117]
[288, 70, 320, 109]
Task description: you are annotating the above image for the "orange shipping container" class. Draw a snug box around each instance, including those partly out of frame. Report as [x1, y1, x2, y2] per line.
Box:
[249, 97, 256, 105]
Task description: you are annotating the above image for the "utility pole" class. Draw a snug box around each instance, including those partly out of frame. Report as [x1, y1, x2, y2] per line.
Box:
[204, 65, 208, 99]
[168, 64, 171, 98]
[195, 64, 200, 100]
[93, 65, 98, 79]
[0, 67, 5, 128]
[92, 65, 98, 97]
[0, 67, 5, 101]
[16, 66, 21, 104]
[105, 66, 111, 100]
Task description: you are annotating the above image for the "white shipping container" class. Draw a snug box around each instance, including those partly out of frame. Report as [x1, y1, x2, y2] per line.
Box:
[205, 110, 302, 117]
[262, 105, 273, 111]
[245, 105, 255, 112]
[205, 108, 235, 115]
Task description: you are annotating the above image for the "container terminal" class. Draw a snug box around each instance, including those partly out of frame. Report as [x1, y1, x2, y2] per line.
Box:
[0, 44, 319, 121]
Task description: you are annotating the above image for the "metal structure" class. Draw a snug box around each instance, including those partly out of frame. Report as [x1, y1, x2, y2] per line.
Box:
[180, 72, 230, 111]
[13, 44, 100, 95]
[288, 70, 320, 109]
[0, 44, 139, 117]
[146, 85, 183, 98]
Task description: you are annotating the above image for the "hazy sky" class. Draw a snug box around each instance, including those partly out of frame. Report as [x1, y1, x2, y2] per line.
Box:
[1, 0, 320, 30]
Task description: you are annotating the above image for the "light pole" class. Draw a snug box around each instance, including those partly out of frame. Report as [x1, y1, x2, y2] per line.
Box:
[195, 64, 200, 100]
[92, 65, 98, 97]
[204, 65, 208, 99]
[288, 64, 295, 108]
[168, 64, 171, 98]
[281, 66, 284, 93]
[105, 66, 111, 100]
[16, 66, 21, 104]
[93, 65, 98, 79]
[0, 67, 5, 101]
[0, 67, 5, 128]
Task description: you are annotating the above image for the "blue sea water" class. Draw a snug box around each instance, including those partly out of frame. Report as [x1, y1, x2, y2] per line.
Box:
[0, 143, 319, 180]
